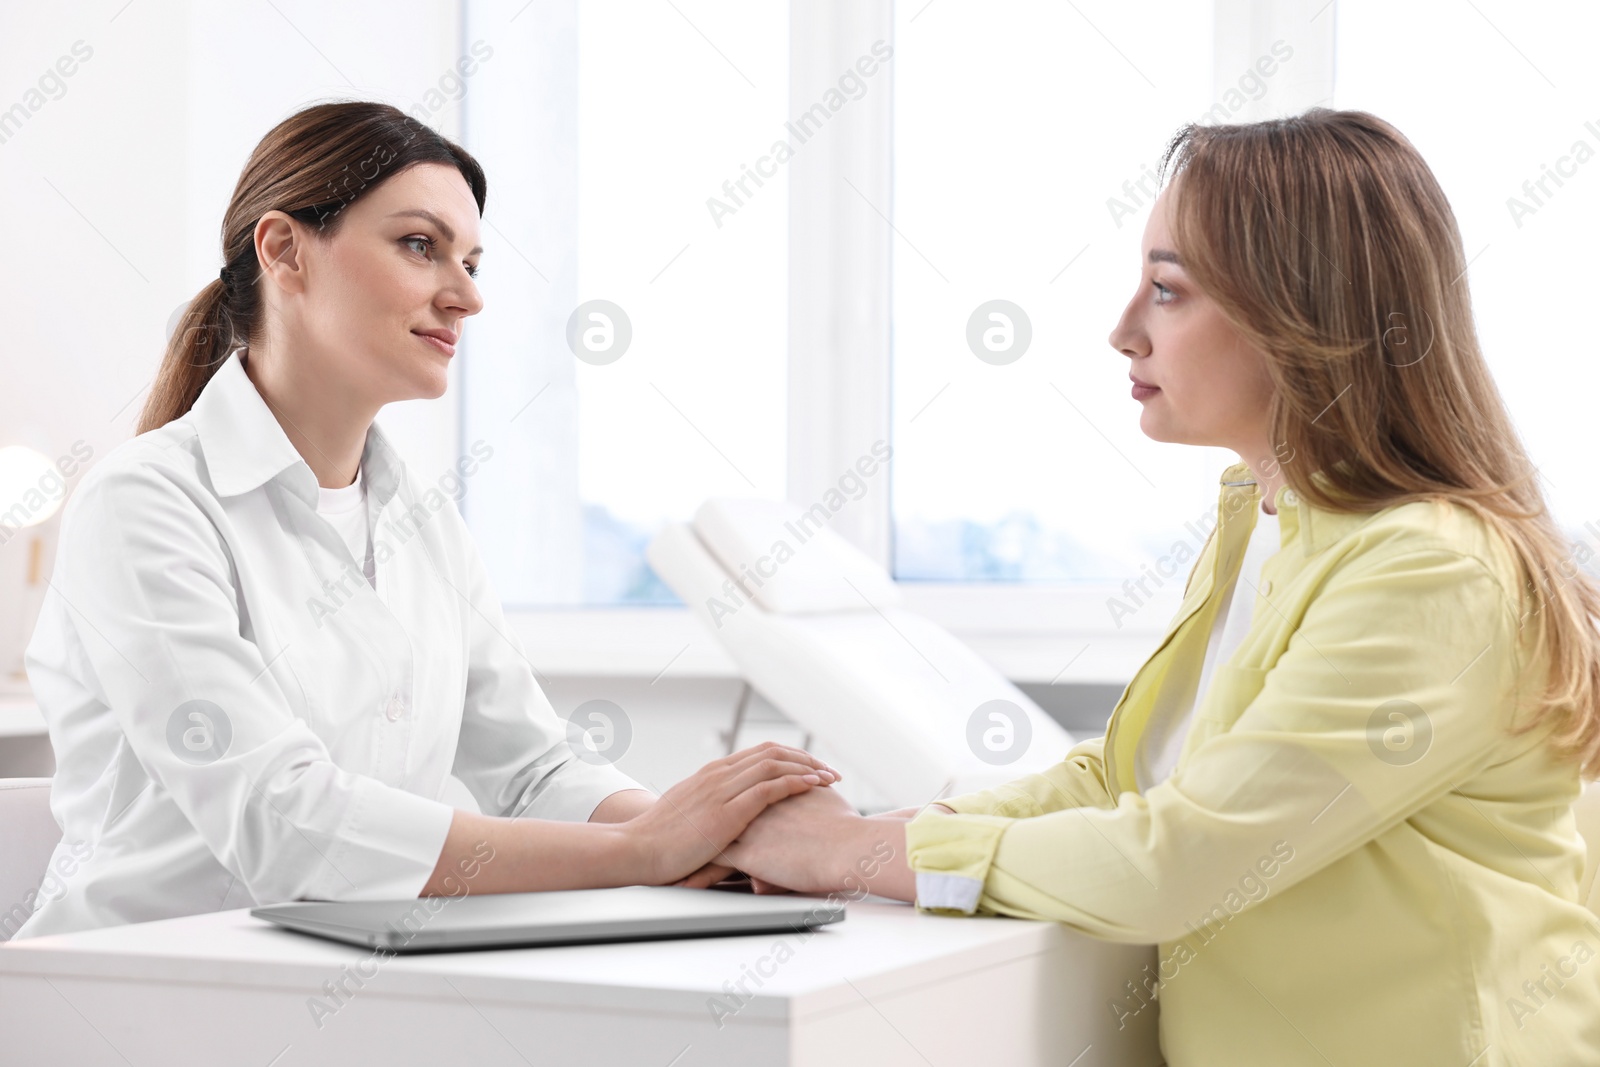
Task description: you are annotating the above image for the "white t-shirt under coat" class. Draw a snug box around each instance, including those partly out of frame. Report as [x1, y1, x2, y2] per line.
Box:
[316, 466, 375, 590]
[1135, 500, 1281, 792]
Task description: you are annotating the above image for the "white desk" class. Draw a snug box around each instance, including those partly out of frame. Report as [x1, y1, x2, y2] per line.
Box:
[0, 898, 1161, 1066]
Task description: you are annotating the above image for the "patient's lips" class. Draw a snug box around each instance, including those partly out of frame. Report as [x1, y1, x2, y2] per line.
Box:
[1130, 373, 1160, 401]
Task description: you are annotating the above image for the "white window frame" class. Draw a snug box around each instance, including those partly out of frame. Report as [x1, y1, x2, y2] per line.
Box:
[502, 0, 1337, 684]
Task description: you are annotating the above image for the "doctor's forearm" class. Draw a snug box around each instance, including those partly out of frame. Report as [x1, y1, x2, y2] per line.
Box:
[588, 788, 658, 823]
[421, 809, 643, 896]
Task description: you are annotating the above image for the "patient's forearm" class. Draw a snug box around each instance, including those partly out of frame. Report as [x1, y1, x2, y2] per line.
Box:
[421, 809, 640, 896]
[845, 817, 916, 902]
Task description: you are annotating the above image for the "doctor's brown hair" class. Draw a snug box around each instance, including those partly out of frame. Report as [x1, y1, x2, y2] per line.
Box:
[1159, 107, 1600, 776]
[137, 100, 486, 435]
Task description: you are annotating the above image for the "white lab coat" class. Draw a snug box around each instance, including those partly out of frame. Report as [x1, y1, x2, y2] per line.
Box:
[14, 349, 640, 938]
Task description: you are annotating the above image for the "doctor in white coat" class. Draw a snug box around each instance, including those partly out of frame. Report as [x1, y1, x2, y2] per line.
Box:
[13, 101, 835, 939]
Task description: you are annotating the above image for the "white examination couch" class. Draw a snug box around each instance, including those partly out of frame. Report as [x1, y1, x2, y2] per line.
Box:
[646, 498, 1076, 810]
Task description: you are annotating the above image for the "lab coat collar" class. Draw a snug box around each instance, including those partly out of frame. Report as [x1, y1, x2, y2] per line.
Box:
[1217, 458, 1371, 555]
[189, 348, 406, 510]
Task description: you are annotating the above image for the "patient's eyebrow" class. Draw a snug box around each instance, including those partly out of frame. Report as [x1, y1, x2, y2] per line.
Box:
[1148, 248, 1182, 266]
[387, 209, 484, 255]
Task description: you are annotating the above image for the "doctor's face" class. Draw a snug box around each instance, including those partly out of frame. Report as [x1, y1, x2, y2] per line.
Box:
[1107, 184, 1274, 455]
[282, 162, 484, 404]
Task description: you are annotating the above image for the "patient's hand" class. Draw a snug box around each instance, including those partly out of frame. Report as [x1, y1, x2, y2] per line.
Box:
[720, 786, 915, 901]
[674, 795, 951, 895]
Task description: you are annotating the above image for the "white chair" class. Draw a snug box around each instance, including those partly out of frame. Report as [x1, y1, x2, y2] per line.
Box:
[0, 778, 61, 941]
[647, 499, 1076, 810]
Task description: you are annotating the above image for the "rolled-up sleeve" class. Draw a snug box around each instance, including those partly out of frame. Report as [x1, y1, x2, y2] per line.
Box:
[939, 734, 1115, 818]
[906, 547, 1527, 939]
[448, 530, 643, 824]
[58, 466, 455, 902]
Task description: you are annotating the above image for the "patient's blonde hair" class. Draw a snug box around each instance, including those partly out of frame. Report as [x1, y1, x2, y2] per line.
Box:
[1160, 108, 1600, 778]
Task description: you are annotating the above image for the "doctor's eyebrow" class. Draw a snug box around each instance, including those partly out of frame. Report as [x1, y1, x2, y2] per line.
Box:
[1148, 248, 1182, 266]
[386, 209, 484, 256]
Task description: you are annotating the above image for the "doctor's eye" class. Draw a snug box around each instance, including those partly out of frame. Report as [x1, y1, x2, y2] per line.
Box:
[403, 234, 480, 279]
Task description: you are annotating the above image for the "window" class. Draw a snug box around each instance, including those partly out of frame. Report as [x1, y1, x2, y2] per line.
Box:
[889, 0, 1237, 585]
[468, 3, 1592, 678]
[461, 0, 789, 607]
[1334, 0, 1600, 540]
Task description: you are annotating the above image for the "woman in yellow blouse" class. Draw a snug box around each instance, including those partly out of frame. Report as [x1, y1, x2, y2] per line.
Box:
[708, 109, 1600, 1064]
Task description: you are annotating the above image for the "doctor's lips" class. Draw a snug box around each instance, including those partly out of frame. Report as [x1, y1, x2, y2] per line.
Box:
[1130, 373, 1160, 400]
[413, 327, 458, 357]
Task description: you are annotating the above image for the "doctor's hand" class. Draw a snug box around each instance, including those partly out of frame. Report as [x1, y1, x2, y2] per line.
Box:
[623, 741, 839, 887]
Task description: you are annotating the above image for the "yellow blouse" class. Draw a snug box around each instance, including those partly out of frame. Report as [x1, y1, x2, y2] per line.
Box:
[905, 461, 1600, 1066]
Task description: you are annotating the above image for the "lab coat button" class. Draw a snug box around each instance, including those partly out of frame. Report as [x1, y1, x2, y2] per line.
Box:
[384, 697, 403, 722]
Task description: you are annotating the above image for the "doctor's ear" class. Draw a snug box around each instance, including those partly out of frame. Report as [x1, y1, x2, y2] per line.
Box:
[252, 211, 310, 295]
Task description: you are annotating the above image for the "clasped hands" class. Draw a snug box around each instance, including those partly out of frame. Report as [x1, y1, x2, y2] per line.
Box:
[633, 741, 953, 902]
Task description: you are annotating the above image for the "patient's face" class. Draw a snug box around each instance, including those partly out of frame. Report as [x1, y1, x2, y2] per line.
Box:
[1107, 184, 1274, 455]
[264, 162, 485, 406]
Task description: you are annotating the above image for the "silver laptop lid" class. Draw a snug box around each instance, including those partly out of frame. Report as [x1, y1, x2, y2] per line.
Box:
[251, 885, 846, 953]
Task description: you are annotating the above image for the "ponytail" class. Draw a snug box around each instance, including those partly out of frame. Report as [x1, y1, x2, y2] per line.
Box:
[137, 272, 245, 434]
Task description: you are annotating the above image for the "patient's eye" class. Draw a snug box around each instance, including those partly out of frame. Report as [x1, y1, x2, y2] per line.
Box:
[1151, 280, 1175, 305]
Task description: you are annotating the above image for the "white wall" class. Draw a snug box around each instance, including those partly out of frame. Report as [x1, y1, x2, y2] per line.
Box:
[0, 0, 483, 692]
[0, 1, 1112, 805]
[0, 0, 466, 493]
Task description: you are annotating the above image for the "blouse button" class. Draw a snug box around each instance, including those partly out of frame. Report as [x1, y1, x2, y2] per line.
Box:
[1261, 579, 1274, 597]
[384, 696, 404, 722]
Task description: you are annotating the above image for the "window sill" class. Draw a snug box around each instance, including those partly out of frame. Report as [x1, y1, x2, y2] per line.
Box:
[505, 592, 1170, 686]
